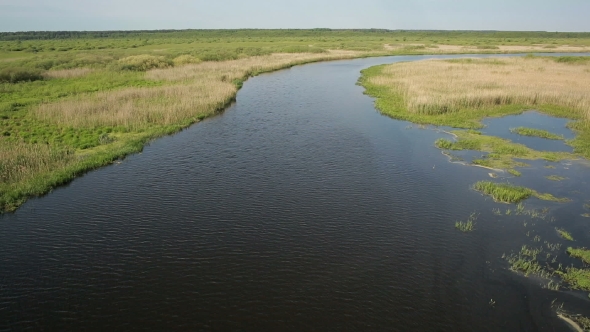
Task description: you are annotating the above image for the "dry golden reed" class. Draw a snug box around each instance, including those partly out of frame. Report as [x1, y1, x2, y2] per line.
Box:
[35, 51, 365, 129]
[0, 138, 74, 184]
[368, 57, 590, 119]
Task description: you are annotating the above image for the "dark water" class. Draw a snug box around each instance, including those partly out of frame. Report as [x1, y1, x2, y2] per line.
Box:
[2, 54, 590, 331]
[482, 111, 576, 152]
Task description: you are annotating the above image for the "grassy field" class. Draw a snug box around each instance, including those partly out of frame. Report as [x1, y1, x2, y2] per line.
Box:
[1, 29, 590, 212]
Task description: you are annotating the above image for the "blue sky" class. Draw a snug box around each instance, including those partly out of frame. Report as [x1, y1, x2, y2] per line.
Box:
[1, 0, 589, 32]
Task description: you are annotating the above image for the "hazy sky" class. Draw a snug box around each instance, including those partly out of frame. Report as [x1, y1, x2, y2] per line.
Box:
[1, 0, 589, 32]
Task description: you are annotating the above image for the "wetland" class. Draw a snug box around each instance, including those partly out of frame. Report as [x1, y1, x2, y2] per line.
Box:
[2, 29, 590, 330]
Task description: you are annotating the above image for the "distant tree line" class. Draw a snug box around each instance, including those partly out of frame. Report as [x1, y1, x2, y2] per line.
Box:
[1, 29, 589, 41]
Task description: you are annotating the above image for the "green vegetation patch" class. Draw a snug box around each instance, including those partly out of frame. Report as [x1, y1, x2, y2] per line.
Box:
[546, 175, 566, 181]
[455, 212, 477, 232]
[510, 127, 564, 140]
[473, 181, 533, 203]
[507, 169, 522, 176]
[435, 131, 576, 170]
[557, 229, 574, 241]
[473, 181, 568, 203]
[558, 267, 590, 291]
[568, 247, 590, 264]
[505, 245, 546, 277]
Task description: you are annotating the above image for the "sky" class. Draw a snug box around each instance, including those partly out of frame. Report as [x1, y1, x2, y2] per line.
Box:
[1, 0, 589, 32]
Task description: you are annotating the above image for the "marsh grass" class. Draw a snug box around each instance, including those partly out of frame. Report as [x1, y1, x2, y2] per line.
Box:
[508, 169, 522, 177]
[558, 267, 590, 291]
[568, 248, 590, 264]
[360, 56, 590, 159]
[455, 212, 477, 232]
[557, 229, 575, 241]
[546, 175, 567, 181]
[473, 181, 533, 203]
[473, 181, 568, 203]
[505, 245, 548, 277]
[435, 131, 576, 171]
[510, 127, 564, 140]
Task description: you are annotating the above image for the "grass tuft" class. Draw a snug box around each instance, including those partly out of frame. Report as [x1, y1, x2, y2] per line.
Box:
[455, 212, 477, 232]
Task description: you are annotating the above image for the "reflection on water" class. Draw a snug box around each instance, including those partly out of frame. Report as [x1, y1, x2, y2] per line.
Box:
[1, 54, 590, 331]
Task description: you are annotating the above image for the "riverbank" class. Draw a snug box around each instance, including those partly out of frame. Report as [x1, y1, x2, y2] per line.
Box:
[1, 51, 372, 212]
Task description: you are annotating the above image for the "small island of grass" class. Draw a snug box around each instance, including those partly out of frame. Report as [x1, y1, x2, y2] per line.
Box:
[510, 127, 564, 140]
[473, 181, 568, 203]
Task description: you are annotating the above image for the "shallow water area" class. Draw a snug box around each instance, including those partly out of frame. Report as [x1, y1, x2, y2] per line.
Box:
[2, 53, 590, 331]
[481, 111, 576, 152]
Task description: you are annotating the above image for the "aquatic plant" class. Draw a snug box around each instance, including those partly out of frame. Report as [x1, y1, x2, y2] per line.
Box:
[473, 181, 568, 203]
[510, 127, 564, 140]
[507, 169, 522, 177]
[473, 181, 533, 203]
[557, 267, 590, 291]
[455, 212, 477, 232]
[568, 248, 590, 264]
[546, 175, 566, 181]
[360, 56, 590, 160]
[556, 229, 574, 241]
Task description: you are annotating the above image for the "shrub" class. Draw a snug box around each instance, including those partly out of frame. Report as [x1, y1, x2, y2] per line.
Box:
[116, 55, 173, 71]
[172, 55, 202, 66]
[0, 68, 44, 83]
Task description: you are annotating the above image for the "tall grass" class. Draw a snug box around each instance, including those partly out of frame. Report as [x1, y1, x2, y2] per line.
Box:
[366, 57, 590, 118]
[35, 51, 364, 129]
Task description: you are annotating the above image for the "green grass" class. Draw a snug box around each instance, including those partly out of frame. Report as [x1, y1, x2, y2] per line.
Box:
[473, 181, 568, 203]
[455, 212, 477, 232]
[434, 131, 576, 171]
[510, 127, 564, 140]
[557, 229, 575, 241]
[546, 175, 567, 181]
[507, 169, 522, 177]
[505, 245, 547, 277]
[558, 267, 590, 291]
[568, 247, 590, 264]
[473, 181, 533, 203]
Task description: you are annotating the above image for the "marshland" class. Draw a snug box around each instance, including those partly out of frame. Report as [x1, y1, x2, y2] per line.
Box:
[3, 29, 590, 330]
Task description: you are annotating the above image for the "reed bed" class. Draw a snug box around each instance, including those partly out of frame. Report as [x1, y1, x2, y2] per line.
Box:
[0, 138, 74, 185]
[366, 57, 590, 119]
[35, 51, 364, 129]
